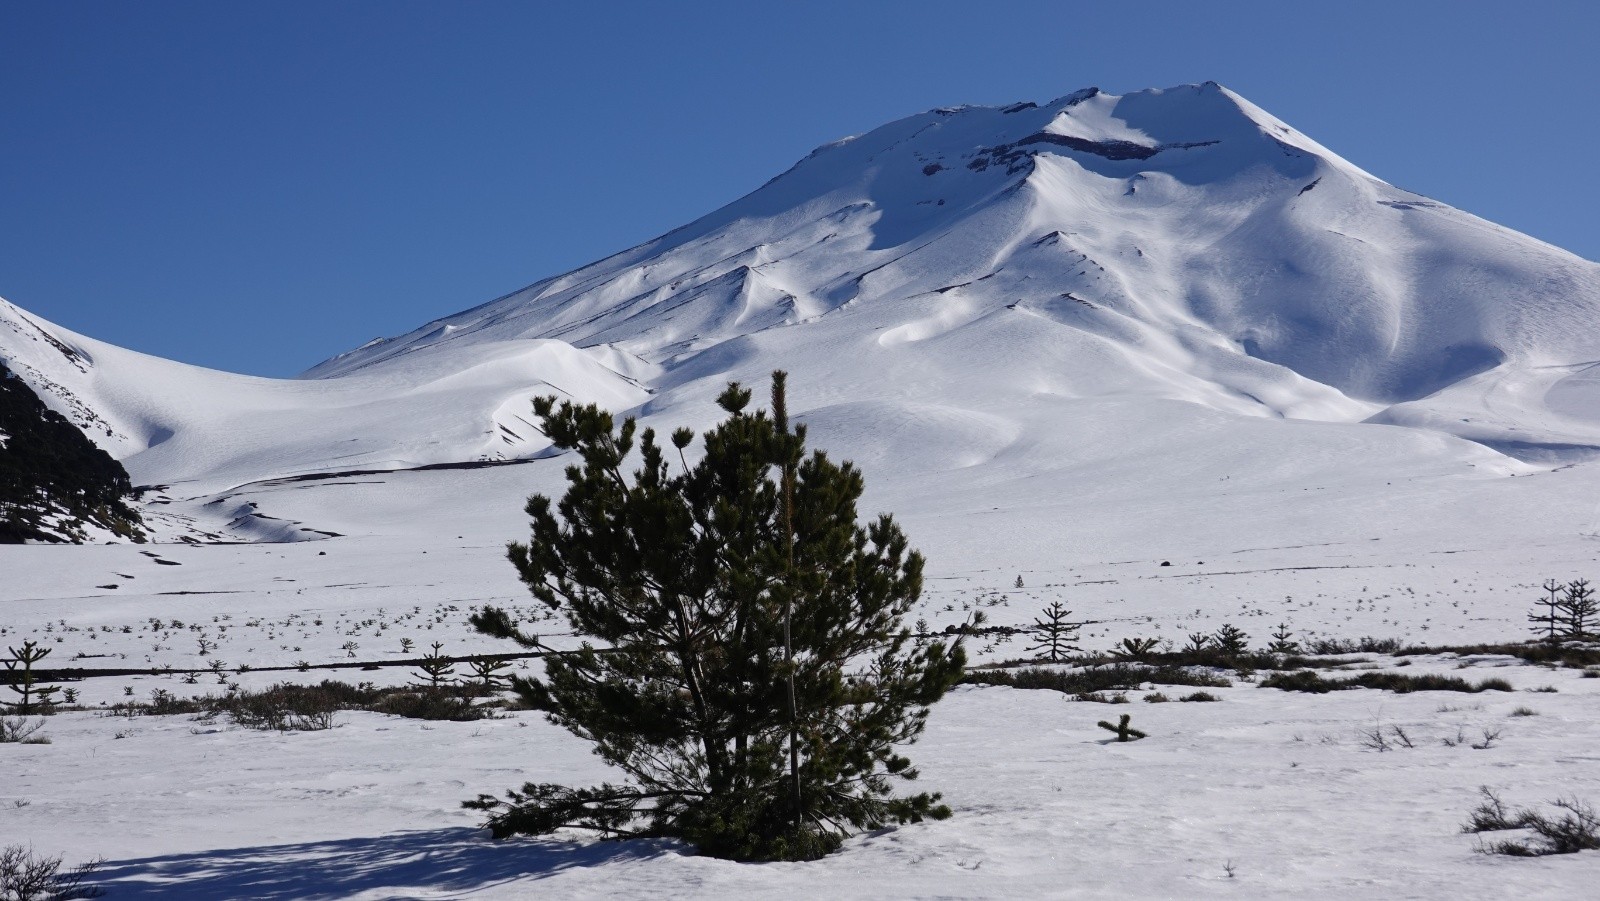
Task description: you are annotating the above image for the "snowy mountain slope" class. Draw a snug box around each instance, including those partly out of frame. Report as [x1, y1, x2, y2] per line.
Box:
[0, 296, 648, 495]
[305, 83, 1600, 459]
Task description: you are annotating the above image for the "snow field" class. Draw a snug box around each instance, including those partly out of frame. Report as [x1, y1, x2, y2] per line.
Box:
[7, 656, 1600, 898]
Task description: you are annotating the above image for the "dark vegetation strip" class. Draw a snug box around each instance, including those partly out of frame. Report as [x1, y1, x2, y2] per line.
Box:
[963, 664, 1231, 694]
[1395, 642, 1600, 669]
[27, 651, 547, 683]
[107, 680, 500, 725]
[1259, 670, 1514, 694]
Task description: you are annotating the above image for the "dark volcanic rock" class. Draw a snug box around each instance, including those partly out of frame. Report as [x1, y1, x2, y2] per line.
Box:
[0, 359, 145, 543]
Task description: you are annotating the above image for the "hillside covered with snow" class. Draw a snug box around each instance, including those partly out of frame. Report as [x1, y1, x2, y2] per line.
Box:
[7, 84, 1600, 508]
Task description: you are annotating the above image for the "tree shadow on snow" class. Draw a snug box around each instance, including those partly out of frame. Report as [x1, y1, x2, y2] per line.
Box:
[93, 827, 675, 900]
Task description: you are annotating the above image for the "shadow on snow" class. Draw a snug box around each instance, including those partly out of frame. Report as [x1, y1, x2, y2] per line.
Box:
[93, 827, 676, 899]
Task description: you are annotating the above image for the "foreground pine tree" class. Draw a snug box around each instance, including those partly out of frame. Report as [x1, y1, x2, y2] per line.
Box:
[467, 372, 967, 861]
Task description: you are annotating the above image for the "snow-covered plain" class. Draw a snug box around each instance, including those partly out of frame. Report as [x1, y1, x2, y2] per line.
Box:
[6, 83, 1600, 897]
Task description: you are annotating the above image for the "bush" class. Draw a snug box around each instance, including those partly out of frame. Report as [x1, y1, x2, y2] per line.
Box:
[147, 688, 202, 716]
[1259, 670, 1514, 695]
[1304, 636, 1402, 655]
[1466, 787, 1600, 856]
[371, 688, 488, 722]
[1463, 786, 1523, 832]
[1395, 641, 1600, 669]
[0, 844, 102, 900]
[963, 664, 1230, 695]
[102, 679, 494, 728]
[1085, 645, 1343, 673]
[0, 717, 49, 744]
[1179, 691, 1221, 702]
[222, 684, 340, 731]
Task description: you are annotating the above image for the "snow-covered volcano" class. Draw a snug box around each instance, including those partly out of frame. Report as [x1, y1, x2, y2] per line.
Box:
[5, 82, 1600, 515]
[306, 83, 1600, 455]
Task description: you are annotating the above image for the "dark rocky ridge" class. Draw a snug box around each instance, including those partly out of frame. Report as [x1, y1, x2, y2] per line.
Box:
[0, 359, 145, 543]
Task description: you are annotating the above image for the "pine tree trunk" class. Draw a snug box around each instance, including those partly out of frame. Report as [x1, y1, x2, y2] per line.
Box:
[774, 371, 802, 826]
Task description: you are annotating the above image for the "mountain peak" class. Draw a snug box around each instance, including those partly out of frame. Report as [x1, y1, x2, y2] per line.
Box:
[287, 82, 1600, 461]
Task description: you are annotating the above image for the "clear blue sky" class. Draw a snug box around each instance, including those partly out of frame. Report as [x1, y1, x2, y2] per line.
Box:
[3, 1, 1596, 377]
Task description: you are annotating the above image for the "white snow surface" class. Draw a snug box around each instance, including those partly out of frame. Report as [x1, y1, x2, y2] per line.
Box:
[6, 83, 1600, 897]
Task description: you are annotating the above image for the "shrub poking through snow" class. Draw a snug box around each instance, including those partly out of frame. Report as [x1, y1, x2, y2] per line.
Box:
[1097, 713, 1146, 742]
[1304, 636, 1402, 655]
[223, 684, 339, 731]
[1465, 787, 1600, 856]
[0, 716, 50, 744]
[1393, 640, 1600, 668]
[963, 664, 1229, 694]
[1259, 670, 1513, 694]
[370, 688, 485, 722]
[1464, 787, 1523, 833]
[105, 679, 489, 726]
[0, 845, 103, 900]
[468, 373, 967, 861]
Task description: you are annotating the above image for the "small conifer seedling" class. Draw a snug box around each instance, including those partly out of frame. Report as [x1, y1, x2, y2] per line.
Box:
[414, 642, 456, 688]
[1026, 602, 1081, 662]
[467, 657, 512, 692]
[3, 640, 60, 715]
[1212, 624, 1250, 657]
[1109, 637, 1160, 662]
[1097, 713, 1147, 742]
[1267, 623, 1299, 654]
[1529, 579, 1565, 643]
[1557, 579, 1597, 640]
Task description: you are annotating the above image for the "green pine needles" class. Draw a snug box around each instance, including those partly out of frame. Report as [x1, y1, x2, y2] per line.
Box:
[467, 372, 967, 861]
